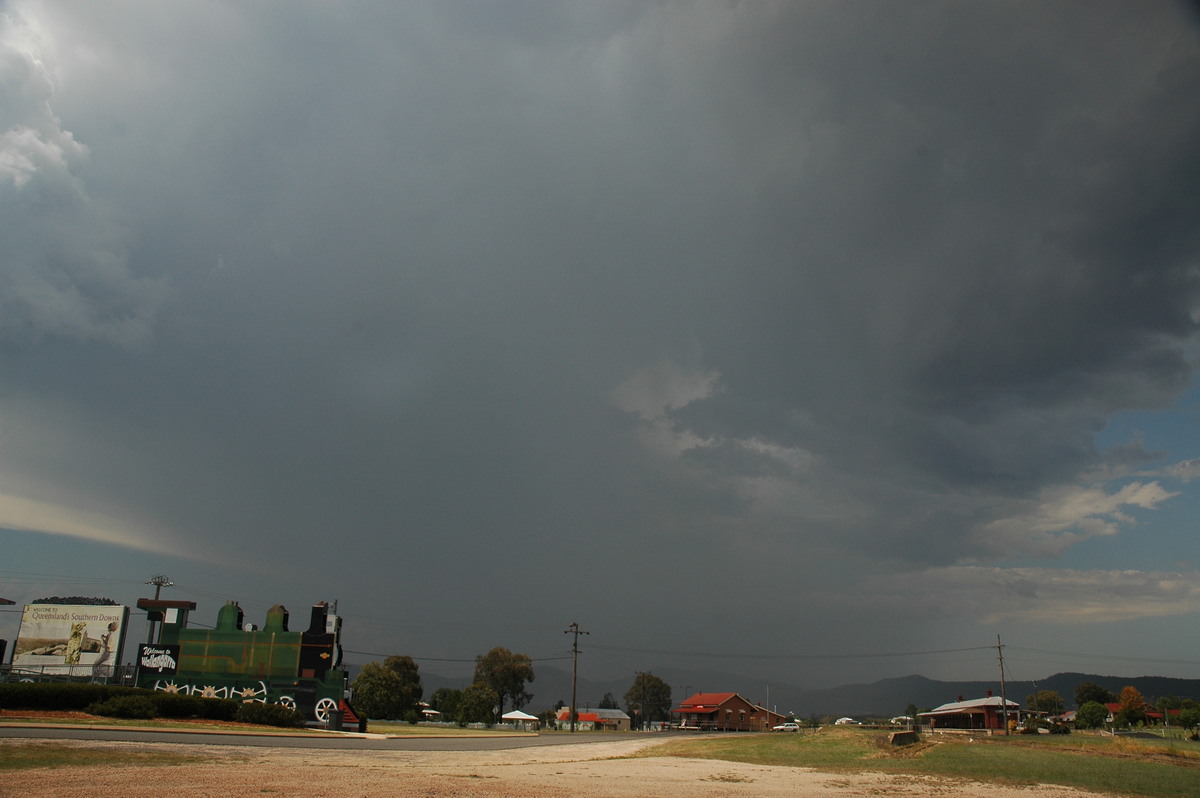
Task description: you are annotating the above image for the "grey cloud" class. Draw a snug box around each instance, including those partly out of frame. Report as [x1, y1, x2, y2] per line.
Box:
[3, 1, 1200, 683]
[869, 566, 1200, 625]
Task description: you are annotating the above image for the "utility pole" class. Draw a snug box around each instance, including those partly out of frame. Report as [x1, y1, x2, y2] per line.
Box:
[564, 622, 589, 733]
[997, 634, 1009, 735]
[637, 670, 649, 731]
[145, 574, 173, 644]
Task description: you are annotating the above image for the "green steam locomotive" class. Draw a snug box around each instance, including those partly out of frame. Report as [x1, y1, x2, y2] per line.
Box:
[136, 600, 347, 723]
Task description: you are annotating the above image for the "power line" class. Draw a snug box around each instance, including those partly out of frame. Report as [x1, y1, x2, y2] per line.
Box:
[1006, 646, 1200, 667]
[589, 643, 996, 661]
[343, 649, 571, 664]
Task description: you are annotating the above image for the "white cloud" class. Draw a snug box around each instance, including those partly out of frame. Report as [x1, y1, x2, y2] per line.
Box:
[611, 359, 721, 456]
[0, 489, 159, 552]
[971, 481, 1177, 558]
[611, 359, 720, 420]
[877, 565, 1200, 624]
[0, 7, 164, 346]
[1165, 458, 1200, 483]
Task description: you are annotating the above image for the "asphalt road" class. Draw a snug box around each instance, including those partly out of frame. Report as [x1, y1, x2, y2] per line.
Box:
[0, 725, 681, 751]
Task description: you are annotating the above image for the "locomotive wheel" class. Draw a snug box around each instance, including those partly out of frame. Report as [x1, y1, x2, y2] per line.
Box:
[315, 697, 339, 722]
[277, 696, 296, 710]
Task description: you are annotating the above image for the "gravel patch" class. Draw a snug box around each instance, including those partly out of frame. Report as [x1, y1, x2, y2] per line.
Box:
[1, 736, 1117, 797]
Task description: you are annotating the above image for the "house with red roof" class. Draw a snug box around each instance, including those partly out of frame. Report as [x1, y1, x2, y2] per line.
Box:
[671, 692, 785, 731]
[555, 707, 631, 731]
[1100, 703, 1178, 725]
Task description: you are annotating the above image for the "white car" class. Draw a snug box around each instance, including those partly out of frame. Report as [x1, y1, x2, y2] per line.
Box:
[772, 722, 801, 732]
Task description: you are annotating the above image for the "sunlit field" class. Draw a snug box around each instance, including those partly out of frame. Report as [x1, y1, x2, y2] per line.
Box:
[642, 726, 1200, 798]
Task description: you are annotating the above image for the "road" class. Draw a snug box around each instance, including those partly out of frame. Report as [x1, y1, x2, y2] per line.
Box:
[0, 724, 683, 751]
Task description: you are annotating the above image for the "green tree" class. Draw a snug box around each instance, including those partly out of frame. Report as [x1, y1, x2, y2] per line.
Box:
[351, 662, 406, 719]
[1074, 681, 1114, 707]
[1075, 701, 1109, 729]
[1157, 694, 1183, 710]
[458, 682, 500, 725]
[383, 655, 423, 717]
[1176, 706, 1200, 736]
[1026, 690, 1065, 715]
[429, 687, 463, 720]
[473, 647, 535, 715]
[624, 672, 672, 730]
[350, 655, 423, 720]
[599, 692, 619, 709]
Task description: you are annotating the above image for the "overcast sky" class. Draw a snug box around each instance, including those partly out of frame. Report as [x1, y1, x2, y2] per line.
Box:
[3, 1, 1200, 691]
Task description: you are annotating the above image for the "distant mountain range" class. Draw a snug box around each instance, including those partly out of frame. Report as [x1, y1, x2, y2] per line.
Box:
[414, 666, 1200, 718]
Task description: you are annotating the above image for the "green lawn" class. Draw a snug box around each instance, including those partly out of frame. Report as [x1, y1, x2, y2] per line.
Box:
[641, 727, 1200, 798]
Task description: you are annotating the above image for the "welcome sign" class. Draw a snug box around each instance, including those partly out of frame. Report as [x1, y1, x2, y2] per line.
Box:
[12, 604, 129, 675]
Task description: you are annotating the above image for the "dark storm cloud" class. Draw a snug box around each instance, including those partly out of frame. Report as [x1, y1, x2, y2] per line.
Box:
[653, 1, 1200, 560]
[4, 1, 1200, 681]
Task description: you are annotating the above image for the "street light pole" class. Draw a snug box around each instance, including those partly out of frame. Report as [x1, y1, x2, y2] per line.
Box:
[145, 574, 173, 644]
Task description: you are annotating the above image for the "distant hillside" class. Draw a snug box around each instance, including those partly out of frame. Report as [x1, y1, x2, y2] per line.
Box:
[789, 672, 1200, 718]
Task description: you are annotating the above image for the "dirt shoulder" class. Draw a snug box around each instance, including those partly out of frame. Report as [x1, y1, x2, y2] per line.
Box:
[2, 736, 1116, 798]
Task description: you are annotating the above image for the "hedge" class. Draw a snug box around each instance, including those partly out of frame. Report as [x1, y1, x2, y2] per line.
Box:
[0, 682, 142, 711]
[0, 683, 237, 721]
[235, 701, 306, 728]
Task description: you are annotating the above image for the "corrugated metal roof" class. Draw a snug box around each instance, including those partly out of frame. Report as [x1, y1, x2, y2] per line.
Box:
[556, 707, 630, 721]
[920, 696, 1019, 715]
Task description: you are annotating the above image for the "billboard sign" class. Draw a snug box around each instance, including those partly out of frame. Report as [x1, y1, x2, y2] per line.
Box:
[12, 604, 129, 675]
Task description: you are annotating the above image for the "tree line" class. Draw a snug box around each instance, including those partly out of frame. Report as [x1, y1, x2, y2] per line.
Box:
[349, 648, 673, 728]
[1006, 681, 1200, 732]
[349, 646, 535, 724]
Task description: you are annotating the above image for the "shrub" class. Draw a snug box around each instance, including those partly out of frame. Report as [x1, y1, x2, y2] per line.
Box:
[1075, 701, 1109, 730]
[1176, 706, 1200, 733]
[88, 695, 158, 719]
[404, 708, 421, 725]
[235, 701, 306, 728]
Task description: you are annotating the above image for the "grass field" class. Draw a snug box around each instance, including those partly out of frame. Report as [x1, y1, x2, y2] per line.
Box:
[643, 726, 1200, 798]
[0, 740, 214, 771]
[0, 714, 316, 734]
[0, 714, 525, 737]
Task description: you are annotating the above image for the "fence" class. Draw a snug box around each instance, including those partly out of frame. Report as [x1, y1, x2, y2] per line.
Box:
[0, 663, 138, 685]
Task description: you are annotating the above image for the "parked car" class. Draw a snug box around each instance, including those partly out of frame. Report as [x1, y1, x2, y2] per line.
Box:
[772, 722, 801, 732]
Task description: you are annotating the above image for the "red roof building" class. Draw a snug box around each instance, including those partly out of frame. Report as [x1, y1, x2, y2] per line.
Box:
[555, 707, 630, 731]
[671, 692, 785, 731]
[918, 694, 1022, 731]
